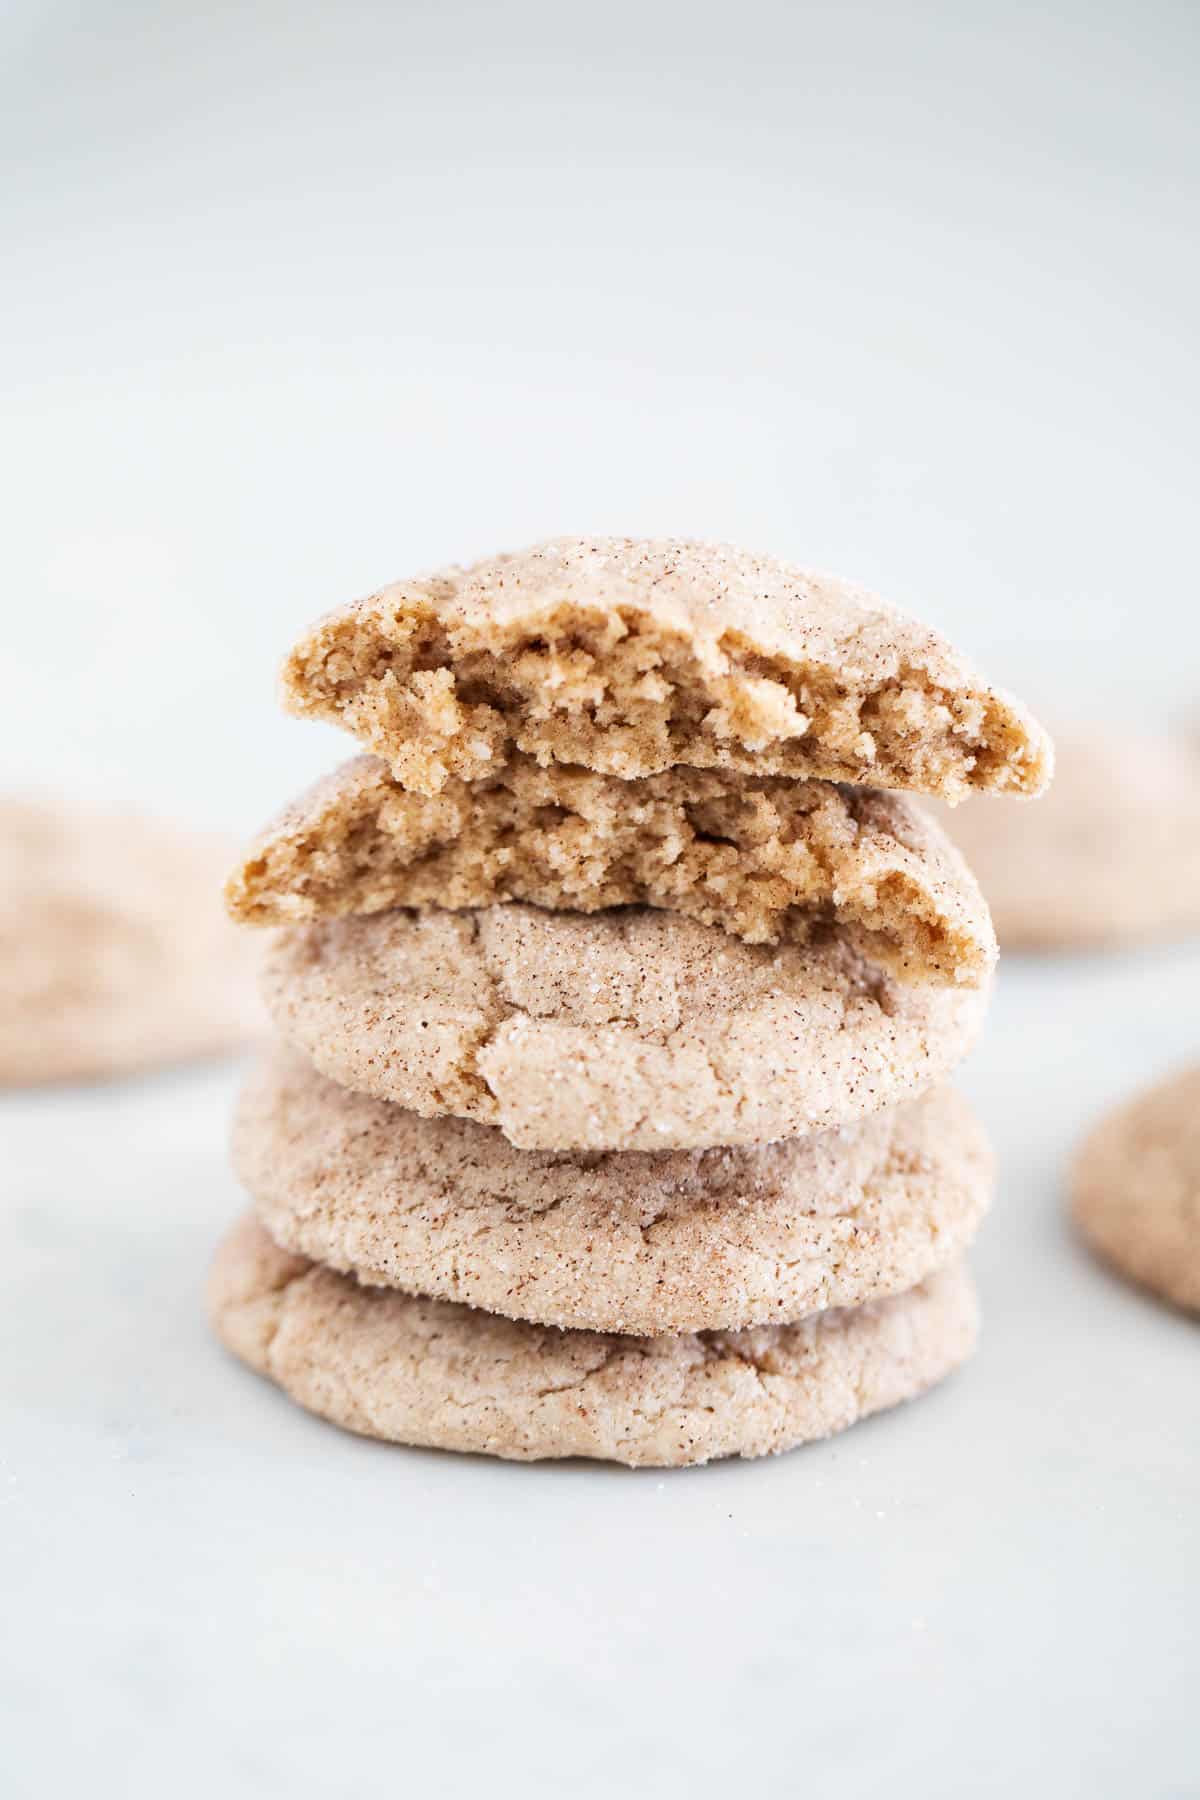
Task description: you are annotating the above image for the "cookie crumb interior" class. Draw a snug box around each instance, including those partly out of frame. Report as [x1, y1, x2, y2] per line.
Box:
[285, 600, 1045, 803]
[229, 755, 996, 987]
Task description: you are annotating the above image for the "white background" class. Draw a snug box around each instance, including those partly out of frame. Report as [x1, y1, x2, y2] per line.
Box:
[2, 3, 1198, 1796]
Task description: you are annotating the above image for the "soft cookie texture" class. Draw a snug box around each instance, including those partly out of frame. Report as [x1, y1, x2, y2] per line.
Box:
[209, 1214, 980, 1467]
[0, 797, 261, 1084]
[234, 1049, 993, 1334]
[1072, 1064, 1200, 1312]
[228, 753, 997, 988]
[281, 537, 1051, 802]
[930, 728, 1200, 950]
[261, 903, 990, 1151]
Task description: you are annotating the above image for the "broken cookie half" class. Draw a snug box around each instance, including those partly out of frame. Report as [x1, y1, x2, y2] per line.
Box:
[228, 752, 997, 988]
[281, 537, 1052, 802]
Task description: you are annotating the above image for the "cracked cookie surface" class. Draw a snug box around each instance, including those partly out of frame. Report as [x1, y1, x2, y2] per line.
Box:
[229, 753, 996, 988]
[235, 1049, 992, 1334]
[209, 1213, 979, 1467]
[1071, 1063, 1200, 1312]
[261, 903, 990, 1150]
[0, 797, 261, 1084]
[281, 537, 1051, 801]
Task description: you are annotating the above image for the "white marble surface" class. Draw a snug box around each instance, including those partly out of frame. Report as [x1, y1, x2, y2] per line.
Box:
[3, 941, 1198, 1799]
[4, 3, 1199, 1793]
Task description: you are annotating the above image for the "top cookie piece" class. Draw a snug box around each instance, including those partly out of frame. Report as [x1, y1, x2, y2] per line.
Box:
[282, 537, 1052, 801]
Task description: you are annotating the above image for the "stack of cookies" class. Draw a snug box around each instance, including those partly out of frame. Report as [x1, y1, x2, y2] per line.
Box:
[211, 538, 1050, 1467]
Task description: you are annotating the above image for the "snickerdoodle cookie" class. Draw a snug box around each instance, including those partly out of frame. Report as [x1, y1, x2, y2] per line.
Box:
[0, 796, 260, 1084]
[1071, 1064, 1200, 1312]
[209, 1213, 979, 1467]
[281, 538, 1051, 801]
[234, 1049, 992, 1334]
[261, 904, 990, 1151]
[228, 753, 996, 987]
[931, 729, 1200, 950]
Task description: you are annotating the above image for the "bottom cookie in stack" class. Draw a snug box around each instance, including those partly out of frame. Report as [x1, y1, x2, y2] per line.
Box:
[210, 1052, 992, 1467]
[211, 1217, 977, 1468]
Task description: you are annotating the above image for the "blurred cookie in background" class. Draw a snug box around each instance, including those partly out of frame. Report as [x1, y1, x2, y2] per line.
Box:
[1071, 1063, 1200, 1314]
[0, 797, 263, 1085]
[929, 727, 1200, 951]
